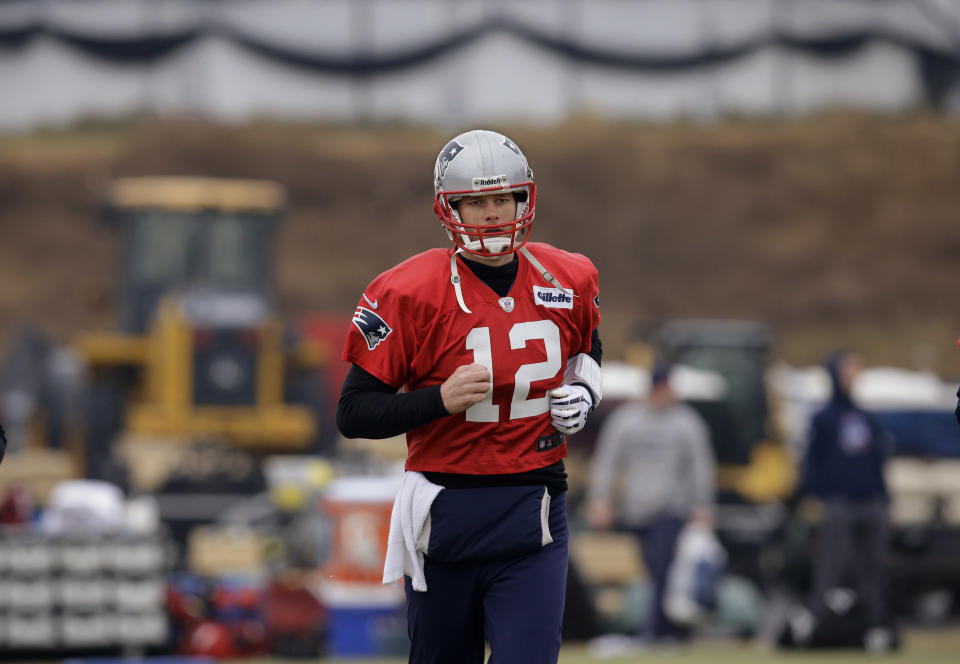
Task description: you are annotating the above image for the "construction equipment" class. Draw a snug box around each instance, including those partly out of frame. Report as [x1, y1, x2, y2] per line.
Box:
[74, 177, 329, 483]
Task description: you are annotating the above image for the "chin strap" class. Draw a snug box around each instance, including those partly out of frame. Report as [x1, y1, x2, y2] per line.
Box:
[520, 246, 600, 406]
[450, 250, 472, 314]
[519, 246, 572, 294]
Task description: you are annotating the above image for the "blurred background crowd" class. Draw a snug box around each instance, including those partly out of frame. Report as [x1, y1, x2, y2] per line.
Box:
[1, 0, 960, 660]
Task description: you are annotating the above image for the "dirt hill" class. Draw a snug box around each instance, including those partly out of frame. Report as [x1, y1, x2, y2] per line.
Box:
[1, 115, 959, 376]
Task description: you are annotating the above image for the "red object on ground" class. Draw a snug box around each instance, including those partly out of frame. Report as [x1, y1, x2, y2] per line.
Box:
[265, 572, 327, 635]
[0, 485, 33, 525]
[180, 621, 238, 658]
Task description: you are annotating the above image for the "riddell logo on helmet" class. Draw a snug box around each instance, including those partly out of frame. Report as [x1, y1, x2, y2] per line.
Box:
[472, 175, 509, 190]
[533, 286, 574, 309]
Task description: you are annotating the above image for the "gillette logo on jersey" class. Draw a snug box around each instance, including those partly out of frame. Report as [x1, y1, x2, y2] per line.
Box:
[352, 306, 392, 350]
[533, 286, 574, 309]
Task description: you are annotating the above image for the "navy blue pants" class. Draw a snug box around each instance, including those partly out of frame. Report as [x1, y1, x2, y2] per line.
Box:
[634, 515, 687, 641]
[405, 492, 568, 664]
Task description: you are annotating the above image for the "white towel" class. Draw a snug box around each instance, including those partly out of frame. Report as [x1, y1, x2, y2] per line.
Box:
[382, 471, 443, 592]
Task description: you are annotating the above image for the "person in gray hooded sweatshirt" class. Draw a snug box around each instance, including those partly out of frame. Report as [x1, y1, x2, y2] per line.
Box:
[587, 363, 714, 641]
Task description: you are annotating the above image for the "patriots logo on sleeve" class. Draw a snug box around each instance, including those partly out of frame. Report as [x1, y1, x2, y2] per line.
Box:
[353, 306, 392, 350]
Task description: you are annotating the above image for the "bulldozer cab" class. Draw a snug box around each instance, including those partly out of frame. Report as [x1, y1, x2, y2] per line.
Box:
[657, 320, 772, 466]
[76, 177, 326, 485]
[105, 177, 283, 334]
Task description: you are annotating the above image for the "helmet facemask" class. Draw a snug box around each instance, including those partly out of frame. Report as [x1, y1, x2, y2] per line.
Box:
[434, 183, 537, 257]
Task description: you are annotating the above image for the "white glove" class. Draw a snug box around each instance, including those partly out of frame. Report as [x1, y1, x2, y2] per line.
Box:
[548, 384, 593, 436]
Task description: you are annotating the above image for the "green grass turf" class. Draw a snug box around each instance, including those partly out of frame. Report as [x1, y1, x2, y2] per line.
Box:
[235, 627, 960, 664]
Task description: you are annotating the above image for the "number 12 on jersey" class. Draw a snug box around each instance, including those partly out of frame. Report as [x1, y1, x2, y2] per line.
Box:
[464, 320, 562, 422]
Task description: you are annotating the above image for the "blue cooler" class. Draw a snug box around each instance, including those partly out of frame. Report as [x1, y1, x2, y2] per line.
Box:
[321, 581, 407, 656]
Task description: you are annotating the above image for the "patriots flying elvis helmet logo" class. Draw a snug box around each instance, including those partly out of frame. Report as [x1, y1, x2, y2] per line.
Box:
[436, 139, 465, 181]
[353, 306, 392, 350]
[502, 137, 522, 156]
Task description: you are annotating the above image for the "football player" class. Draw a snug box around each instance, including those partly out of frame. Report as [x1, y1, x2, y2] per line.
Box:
[337, 129, 602, 663]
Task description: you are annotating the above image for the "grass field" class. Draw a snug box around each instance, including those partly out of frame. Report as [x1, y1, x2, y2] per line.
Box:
[230, 628, 960, 664]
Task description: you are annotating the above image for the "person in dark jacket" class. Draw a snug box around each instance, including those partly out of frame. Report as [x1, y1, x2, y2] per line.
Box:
[799, 350, 893, 650]
[955, 384, 960, 426]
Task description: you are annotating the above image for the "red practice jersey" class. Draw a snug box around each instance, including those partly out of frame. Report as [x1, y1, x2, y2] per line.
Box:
[342, 242, 601, 475]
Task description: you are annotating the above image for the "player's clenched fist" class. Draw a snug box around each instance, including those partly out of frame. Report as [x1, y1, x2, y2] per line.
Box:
[440, 363, 491, 414]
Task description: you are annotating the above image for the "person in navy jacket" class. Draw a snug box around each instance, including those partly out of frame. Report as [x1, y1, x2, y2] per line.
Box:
[955, 385, 960, 426]
[799, 350, 893, 649]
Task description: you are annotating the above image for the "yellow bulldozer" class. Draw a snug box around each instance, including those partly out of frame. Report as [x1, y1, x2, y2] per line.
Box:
[74, 177, 330, 485]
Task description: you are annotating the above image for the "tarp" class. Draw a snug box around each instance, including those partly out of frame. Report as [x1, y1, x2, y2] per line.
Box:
[0, 17, 956, 85]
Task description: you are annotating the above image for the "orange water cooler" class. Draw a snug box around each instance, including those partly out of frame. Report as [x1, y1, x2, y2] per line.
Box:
[321, 476, 400, 584]
[319, 475, 406, 655]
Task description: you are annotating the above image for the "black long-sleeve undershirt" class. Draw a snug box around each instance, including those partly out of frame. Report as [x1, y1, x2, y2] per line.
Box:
[336, 366, 447, 440]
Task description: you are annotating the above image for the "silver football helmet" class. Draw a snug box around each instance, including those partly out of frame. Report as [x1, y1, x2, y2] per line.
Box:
[433, 129, 536, 257]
